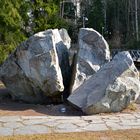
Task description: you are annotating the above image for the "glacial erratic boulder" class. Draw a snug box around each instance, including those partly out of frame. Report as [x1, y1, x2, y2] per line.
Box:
[68, 51, 140, 114]
[0, 29, 71, 103]
[70, 28, 110, 92]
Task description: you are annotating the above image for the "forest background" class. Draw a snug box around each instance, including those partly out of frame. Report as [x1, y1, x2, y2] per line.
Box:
[0, 0, 140, 64]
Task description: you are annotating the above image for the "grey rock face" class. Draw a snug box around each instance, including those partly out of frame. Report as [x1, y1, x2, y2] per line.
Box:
[47, 29, 71, 100]
[70, 28, 110, 92]
[68, 52, 140, 114]
[59, 28, 71, 49]
[44, 29, 71, 89]
[136, 95, 140, 104]
[0, 29, 71, 103]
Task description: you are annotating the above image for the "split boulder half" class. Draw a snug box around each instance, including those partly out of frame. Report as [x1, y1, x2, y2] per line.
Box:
[0, 29, 71, 103]
[70, 28, 110, 92]
[68, 51, 140, 114]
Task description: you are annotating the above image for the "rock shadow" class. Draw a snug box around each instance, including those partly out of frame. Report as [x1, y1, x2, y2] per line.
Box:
[0, 88, 83, 116]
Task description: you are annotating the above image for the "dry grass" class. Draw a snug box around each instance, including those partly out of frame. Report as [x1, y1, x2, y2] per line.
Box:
[127, 103, 137, 111]
[0, 130, 140, 140]
[0, 82, 5, 88]
[0, 84, 5, 88]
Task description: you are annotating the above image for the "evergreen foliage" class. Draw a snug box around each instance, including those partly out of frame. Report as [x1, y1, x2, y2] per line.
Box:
[0, 0, 69, 64]
[31, 0, 68, 33]
[0, 0, 30, 64]
[0, 0, 140, 64]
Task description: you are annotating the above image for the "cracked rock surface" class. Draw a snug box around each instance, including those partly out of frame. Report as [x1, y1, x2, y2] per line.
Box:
[70, 28, 110, 93]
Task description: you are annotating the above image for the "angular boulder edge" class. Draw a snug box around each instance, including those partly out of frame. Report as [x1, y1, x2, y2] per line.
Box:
[68, 51, 140, 114]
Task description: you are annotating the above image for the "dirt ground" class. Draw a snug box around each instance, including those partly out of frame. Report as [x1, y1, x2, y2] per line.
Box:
[0, 98, 83, 116]
[0, 81, 83, 116]
[0, 81, 140, 116]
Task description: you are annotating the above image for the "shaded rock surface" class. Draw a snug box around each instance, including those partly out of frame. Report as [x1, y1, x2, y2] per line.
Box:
[68, 51, 140, 114]
[48, 29, 71, 100]
[70, 28, 110, 92]
[136, 95, 140, 104]
[45, 29, 71, 92]
[59, 28, 71, 49]
[0, 29, 71, 103]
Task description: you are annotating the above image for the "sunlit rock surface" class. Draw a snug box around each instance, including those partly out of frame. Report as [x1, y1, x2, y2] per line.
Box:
[68, 52, 140, 114]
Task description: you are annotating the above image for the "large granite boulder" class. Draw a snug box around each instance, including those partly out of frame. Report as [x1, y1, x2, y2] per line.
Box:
[0, 29, 71, 103]
[70, 28, 110, 92]
[68, 52, 140, 114]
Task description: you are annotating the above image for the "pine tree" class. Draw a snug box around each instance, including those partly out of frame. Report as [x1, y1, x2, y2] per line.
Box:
[0, 0, 29, 64]
[0, 0, 68, 64]
[31, 0, 68, 33]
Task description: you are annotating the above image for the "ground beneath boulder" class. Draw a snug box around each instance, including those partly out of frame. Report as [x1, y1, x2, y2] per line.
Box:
[0, 92, 139, 116]
[0, 81, 83, 116]
[0, 95, 83, 116]
[0, 103, 83, 116]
